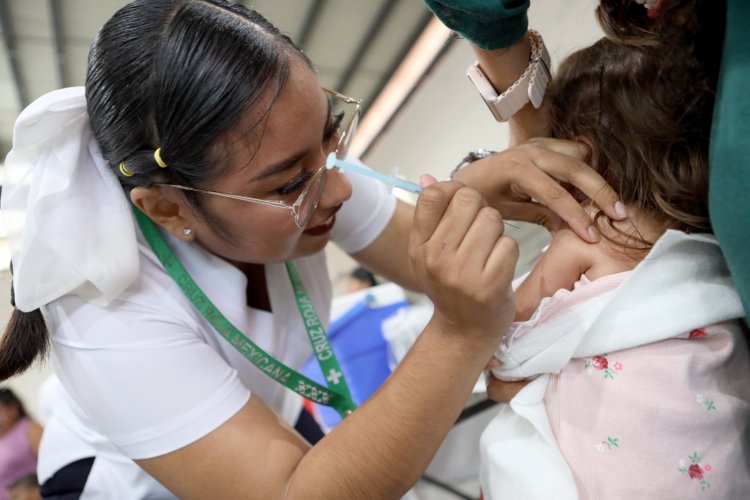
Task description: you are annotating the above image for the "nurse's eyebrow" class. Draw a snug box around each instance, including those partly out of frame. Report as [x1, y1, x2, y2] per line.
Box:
[252, 151, 307, 181]
[251, 94, 333, 182]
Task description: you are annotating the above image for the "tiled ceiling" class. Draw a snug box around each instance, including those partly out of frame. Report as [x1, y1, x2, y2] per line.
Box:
[0, 0, 434, 161]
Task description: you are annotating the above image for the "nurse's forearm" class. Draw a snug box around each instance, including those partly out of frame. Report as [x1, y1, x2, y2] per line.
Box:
[286, 318, 497, 499]
[351, 200, 422, 292]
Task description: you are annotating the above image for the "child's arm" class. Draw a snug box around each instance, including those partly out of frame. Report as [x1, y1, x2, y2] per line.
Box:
[514, 228, 593, 321]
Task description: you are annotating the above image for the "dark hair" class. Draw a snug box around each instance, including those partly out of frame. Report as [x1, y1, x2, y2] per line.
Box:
[351, 267, 377, 287]
[547, 37, 717, 248]
[0, 387, 27, 417]
[1, 0, 307, 381]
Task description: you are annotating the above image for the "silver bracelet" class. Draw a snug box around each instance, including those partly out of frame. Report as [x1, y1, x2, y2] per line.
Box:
[449, 148, 496, 180]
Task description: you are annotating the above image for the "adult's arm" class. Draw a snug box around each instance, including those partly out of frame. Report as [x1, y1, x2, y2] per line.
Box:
[350, 199, 419, 291]
[424, 0, 547, 143]
[137, 181, 519, 499]
[471, 32, 551, 144]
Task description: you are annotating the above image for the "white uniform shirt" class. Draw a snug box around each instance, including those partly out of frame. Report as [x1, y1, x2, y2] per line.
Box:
[37, 169, 396, 497]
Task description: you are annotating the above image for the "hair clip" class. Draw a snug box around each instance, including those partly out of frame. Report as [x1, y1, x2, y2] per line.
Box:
[119, 161, 134, 177]
[635, 0, 666, 19]
[154, 148, 168, 169]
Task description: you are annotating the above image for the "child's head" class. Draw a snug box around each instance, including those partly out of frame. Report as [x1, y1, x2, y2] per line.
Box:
[547, 37, 715, 239]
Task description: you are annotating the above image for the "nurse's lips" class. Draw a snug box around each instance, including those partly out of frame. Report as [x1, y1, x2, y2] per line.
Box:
[303, 205, 342, 236]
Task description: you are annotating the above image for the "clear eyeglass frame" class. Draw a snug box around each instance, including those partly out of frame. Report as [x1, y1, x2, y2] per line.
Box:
[160, 88, 361, 229]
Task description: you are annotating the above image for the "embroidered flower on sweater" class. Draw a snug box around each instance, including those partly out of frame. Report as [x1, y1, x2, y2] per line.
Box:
[679, 452, 711, 490]
[689, 328, 709, 339]
[595, 436, 620, 452]
[585, 354, 622, 379]
[695, 394, 717, 411]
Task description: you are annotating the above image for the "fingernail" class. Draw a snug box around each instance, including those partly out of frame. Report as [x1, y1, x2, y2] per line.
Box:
[614, 201, 628, 219]
[419, 174, 434, 188]
[587, 225, 599, 242]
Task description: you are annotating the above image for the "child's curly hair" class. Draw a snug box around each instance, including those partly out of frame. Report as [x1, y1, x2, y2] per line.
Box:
[596, 0, 725, 82]
[547, 37, 716, 247]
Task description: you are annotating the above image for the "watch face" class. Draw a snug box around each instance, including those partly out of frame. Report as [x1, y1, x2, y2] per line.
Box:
[466, 64, 505, 122]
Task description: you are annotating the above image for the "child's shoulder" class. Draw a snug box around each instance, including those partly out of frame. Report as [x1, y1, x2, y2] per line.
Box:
[548, 226, 638, 281]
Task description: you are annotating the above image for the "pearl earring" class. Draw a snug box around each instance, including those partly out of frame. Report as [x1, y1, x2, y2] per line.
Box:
[182, 227, 192, 237]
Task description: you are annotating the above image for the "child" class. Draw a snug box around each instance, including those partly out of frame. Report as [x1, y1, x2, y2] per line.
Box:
[480, 38, 750, 499]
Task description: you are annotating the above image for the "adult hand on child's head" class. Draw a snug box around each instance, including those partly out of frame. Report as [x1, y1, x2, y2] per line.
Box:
[409, 180, 519, 347]
[453, 137, 627, 243]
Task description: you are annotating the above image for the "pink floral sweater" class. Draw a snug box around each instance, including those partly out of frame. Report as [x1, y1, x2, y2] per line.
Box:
[480, 232, 750, 499]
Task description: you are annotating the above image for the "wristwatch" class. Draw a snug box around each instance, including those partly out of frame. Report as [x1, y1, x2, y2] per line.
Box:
[449, 148, 496, 180]
[466, 29, 551, 122]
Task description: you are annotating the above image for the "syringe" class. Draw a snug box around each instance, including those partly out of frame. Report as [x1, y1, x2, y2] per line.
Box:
[326, 152, 519, 229]
[326, 153, 422, 194]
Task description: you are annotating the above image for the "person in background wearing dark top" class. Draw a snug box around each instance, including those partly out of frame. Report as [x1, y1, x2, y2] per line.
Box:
[0, 389, 42, 500]
[6, 474, 40, 500]
[346, 267, 377, 293]
[706, 0, 750, 322]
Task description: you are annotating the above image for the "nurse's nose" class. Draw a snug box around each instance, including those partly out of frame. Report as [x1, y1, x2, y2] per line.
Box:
[318, 165, 352, 209]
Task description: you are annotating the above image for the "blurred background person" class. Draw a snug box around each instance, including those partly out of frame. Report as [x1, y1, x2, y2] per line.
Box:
[5, 475, 39, 500]
[346, 266, 378, 293]
[0, 389, 42, 500]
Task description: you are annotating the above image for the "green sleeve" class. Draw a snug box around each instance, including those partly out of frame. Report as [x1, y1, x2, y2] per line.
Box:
[423, 0, 530, 50]
[709, 0, 750, 319]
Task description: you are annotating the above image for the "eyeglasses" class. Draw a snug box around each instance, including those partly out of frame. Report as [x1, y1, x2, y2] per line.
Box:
[160, 88, 361, 229]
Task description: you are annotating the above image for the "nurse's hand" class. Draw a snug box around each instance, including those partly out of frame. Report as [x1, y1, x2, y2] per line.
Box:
[409, 177, 518, 345]
[453, 138, 627, 243]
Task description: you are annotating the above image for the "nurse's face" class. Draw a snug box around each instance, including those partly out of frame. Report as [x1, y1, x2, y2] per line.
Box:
[189, 56, 353, 265]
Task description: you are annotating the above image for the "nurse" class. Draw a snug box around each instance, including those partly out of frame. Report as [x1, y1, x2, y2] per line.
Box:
[0, 0, 621, 497]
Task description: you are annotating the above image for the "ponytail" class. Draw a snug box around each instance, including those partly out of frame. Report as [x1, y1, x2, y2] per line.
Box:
[0, 272, 49, 381]
[0, 309, 49, 382]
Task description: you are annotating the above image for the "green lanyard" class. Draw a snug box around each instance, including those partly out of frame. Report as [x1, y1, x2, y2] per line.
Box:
[133, 208, 357, 419]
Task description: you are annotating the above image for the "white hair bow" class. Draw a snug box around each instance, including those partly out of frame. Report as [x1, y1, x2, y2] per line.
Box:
[1, 87, 140, 312]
